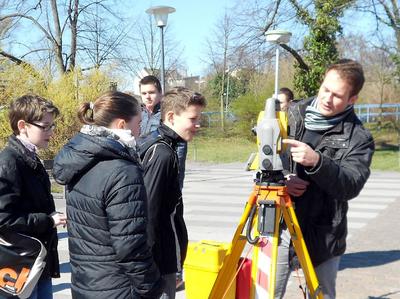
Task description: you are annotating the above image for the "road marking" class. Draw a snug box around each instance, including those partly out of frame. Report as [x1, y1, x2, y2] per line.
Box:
[348, 203, 387, 210]
[347, 211, 378, 218]
[348, 222, 366, 229]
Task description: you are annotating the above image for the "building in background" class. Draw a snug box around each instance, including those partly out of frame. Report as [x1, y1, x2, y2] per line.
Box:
[133, 68, 203, 98]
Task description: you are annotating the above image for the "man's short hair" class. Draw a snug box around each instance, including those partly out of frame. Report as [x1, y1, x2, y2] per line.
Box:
[278, 87, 294, 102]
[139, 75, 162, 93]
[9, 94, 59, 135]
[161, 87, 207, 121]
[326, 59, 365, 97]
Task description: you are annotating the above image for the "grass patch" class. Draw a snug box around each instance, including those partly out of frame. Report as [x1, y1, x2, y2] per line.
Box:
[188, 126, 400, 171]
[188, 135, 256, 163]
[368, 122, 400, 171]
[51, 182, 64, 194]
[371, 148, 400, 171]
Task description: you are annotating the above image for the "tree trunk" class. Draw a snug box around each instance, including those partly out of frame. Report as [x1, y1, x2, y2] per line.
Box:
[50, 0, 66, 73]
[68, 0, 79, 71]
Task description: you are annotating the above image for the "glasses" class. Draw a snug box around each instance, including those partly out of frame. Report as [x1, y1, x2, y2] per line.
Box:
[27, 122, 56, 132]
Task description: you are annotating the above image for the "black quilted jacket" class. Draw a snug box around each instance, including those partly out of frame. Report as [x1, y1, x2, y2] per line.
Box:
[53, 132, 163, 299]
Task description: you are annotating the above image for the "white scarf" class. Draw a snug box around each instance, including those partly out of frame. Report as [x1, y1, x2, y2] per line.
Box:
[80, 125, 137, 149]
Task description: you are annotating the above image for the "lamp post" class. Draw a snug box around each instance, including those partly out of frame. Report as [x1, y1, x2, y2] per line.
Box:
[264, 30, 292, 98]
[146, 6, 176, 93]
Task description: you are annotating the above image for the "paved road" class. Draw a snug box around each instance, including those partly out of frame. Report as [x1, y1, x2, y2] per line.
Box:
[53, 162, 400, 299]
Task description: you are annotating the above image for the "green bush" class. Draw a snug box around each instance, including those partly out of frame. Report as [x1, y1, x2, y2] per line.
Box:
[230, 91, 272, 139]
[0, 64, 113, 158]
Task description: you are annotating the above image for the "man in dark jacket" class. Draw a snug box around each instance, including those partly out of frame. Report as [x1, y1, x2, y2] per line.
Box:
[140, 87, 206, 299]
[275, 59, 375, 299]
[0, 94, 66, 299]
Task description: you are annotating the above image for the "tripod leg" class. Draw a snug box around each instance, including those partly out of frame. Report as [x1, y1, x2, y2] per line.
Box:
[209, 190, 258, 299]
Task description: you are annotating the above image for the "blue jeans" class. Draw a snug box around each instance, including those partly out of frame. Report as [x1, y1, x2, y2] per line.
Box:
[25, 277, 53, 299]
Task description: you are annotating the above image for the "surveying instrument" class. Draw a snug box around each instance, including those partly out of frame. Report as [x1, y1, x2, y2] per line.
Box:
[208, 30, 323, 299]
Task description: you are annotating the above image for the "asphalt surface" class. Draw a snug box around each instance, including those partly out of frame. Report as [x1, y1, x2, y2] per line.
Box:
[52, 162, 400, 299]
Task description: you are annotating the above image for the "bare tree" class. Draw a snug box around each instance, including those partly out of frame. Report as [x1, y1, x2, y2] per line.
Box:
[77, 2, 128, 70]
[0, 0, 129, 75]
[122, 14, 185, 80]
[360, 1, 399, 50]
[204, 1, 285, 74]
[356, 1, 400, 78]
[204, 12, 235, 75]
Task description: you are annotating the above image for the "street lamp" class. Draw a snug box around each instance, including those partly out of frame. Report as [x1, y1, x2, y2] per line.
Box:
[146, 5, 176, 93]
[264, 30, 292, 98]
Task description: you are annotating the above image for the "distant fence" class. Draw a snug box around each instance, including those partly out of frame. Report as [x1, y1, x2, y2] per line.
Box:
[201, 111, 237, 127]
[202, 103, 400, 127]
[354, 103, 400, 123]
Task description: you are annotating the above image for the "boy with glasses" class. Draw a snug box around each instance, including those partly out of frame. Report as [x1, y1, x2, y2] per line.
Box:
[0, 94, 66, 299]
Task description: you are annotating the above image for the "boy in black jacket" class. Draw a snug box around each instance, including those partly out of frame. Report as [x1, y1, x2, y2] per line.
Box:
[0, 94, 67, 299]
[140, 87, 206, 299]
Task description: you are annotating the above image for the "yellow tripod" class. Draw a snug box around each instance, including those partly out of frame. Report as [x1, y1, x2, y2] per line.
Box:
[209, 170, 324, 299]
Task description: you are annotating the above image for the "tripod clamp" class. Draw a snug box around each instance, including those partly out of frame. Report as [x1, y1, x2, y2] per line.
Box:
[246, 199, 277, 245]
[246, 170, 285, 245]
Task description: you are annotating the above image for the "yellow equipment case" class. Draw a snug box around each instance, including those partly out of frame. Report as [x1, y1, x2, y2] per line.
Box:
[183, 240, 236, 299]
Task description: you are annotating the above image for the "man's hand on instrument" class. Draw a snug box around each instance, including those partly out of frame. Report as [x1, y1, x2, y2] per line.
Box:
[284, 174, 309, 197]
[283, 139, 320, 168]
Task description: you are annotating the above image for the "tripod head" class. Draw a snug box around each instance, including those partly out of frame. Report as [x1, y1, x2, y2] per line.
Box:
[255, 170, 285, 185]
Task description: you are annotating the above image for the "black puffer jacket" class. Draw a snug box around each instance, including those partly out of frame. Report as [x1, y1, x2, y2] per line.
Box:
[53, 132, 163, 299]
[0, 135, 60, 278]
[287, 98, 375, 266]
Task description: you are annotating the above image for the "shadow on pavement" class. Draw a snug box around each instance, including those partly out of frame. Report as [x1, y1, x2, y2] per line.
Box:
[368, 290, 400, 299]
[339, 250, 400, 270]
[60, 262, 71, 273]
[52, 283, 71, 292]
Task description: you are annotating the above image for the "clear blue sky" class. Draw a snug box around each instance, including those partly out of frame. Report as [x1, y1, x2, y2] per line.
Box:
[127, 1, 388, 77]
[129, 0, 233, 76]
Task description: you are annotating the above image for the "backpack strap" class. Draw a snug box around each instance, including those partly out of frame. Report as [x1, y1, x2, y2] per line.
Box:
[138, 130, 162, 159]
[142, 139, 176, 165]
[138, 129, 177, 166]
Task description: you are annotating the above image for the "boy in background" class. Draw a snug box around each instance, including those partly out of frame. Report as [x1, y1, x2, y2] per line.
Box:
[277, 87, 294, 112]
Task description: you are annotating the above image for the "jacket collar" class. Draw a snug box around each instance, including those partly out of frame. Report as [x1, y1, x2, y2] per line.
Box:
[7, 135, 39, 169]
[158, 123, 183, 147]
[53, 132, 139, 185]
[143, 102, 161, 115]
[153, 102, 161, 114]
